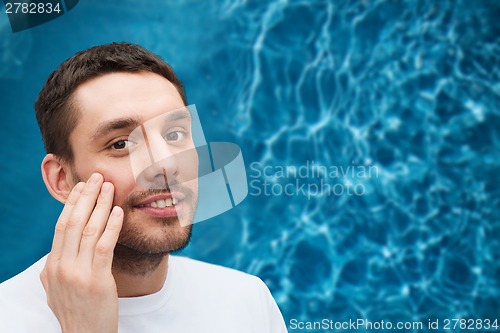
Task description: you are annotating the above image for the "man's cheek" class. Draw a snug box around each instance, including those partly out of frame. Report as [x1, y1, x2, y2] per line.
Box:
[108, 186, 128, 207]
[100, 178, 130, 207]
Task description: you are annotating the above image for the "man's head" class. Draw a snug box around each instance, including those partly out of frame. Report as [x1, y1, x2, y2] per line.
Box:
[36, 43, 198, 270]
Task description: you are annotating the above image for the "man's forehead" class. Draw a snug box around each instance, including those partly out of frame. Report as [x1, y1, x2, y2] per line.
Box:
[77, 70, 175, 90]
[67, 76, 187, 151]
[72, 72, 186, 127]
[74, 72, 183, 110]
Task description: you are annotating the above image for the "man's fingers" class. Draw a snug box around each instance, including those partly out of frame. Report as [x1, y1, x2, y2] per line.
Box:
[61, 173, 104, 262]
[93, 206, 123, 273]
[49, 182, 85, 261]
[77, 182, 115, 268]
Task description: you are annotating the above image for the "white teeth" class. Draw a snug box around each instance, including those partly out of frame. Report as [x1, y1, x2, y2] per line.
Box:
[146, 198, 179, 208]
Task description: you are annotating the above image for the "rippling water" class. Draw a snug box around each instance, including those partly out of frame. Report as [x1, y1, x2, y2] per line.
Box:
[0, 0, 499, 329]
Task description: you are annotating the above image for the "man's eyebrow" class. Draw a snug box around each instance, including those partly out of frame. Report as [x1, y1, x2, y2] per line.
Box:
[91, 117, 141, 142]
[162, 108, 191, 122]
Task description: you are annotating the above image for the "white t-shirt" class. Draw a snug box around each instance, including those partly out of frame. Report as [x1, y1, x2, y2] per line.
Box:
[0, 255, 288, 333]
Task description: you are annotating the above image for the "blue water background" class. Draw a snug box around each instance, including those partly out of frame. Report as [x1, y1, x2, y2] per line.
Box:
[0, 0, 499, 330]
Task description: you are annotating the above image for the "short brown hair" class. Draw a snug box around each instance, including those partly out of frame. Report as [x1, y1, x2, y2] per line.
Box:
[34, 42, 187, 162]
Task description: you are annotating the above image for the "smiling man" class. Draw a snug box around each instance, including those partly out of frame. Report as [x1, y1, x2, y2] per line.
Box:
[0, 42, 287, 333]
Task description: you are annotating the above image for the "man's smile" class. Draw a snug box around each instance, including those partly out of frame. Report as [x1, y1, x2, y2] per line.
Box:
[133, 192, 186, 218]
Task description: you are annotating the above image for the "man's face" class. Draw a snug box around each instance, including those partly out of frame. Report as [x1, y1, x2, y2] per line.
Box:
[68, 72, 198, 254]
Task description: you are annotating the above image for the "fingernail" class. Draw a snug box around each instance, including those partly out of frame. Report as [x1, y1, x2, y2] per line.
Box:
[102, 182, 112, 193]
[111, 206, 123, 217]
[88, 173, 101, 184]
[73, 182, 85, 194]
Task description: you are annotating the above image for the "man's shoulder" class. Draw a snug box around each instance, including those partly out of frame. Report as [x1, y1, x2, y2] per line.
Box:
[0, 255, 60, 330]
[0, 254, 47, 295]
[169, 255, 267, 291]
[168, 256, 287, 333]
[168, 255, 270, 311]
[171, 255, 260, 280]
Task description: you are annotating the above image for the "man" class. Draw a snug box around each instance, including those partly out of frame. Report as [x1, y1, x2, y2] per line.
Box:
[0, 42, 287, 333]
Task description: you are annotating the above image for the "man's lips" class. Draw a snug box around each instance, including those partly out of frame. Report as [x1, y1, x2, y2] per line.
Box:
[134, 192, 185, 209]
[132, 193, 186, 219]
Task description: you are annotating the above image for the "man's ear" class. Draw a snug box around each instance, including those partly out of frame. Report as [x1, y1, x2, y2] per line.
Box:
[41, 154, 75, 204]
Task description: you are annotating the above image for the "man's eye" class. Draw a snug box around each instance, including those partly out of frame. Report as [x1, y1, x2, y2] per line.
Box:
[165, 131, 185, 142]
[111, 140, 133, 150]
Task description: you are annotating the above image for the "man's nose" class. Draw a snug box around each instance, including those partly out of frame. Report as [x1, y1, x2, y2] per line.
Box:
[136, 133, 179, 188]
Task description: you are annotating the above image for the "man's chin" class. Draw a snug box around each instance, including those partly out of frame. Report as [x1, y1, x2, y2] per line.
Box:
[116, 221, 193, 255]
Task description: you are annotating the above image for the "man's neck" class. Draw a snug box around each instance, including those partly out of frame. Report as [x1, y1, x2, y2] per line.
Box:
[111, 244, 170, 297]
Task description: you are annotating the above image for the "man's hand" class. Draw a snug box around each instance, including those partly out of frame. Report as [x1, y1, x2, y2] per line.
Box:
[40, 173, 123, 333]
